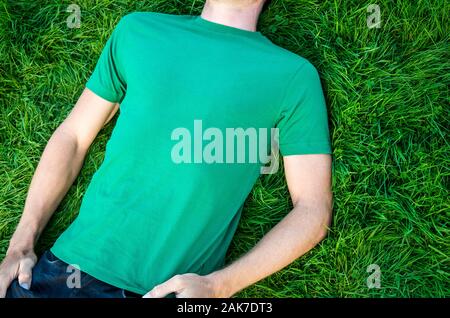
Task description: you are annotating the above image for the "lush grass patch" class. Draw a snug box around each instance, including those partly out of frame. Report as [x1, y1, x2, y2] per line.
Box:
[0, 0, 448, 297]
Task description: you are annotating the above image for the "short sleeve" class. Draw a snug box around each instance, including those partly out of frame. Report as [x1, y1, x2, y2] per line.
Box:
[276, 62, 332, 156]
[85, 17, 127, 103]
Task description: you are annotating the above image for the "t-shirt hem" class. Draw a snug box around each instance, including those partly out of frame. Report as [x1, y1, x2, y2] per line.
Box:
[85, 81, 120, 104]
[280, 142, 332, 156]
[50, 244, 146, 296]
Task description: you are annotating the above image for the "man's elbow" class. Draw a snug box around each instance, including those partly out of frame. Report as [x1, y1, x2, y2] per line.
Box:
[315, 204, 333, 243]
[293, 194, 333, 245]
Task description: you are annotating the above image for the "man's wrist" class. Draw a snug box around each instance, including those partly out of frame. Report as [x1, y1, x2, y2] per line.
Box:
[7, 221, 39, 255]
[7, 238, 35, 256]
[206, 270, 232, 298]
[206, 267, 242, 298]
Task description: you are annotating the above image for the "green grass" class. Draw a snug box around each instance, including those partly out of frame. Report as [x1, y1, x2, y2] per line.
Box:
[0, 0, 448, 297]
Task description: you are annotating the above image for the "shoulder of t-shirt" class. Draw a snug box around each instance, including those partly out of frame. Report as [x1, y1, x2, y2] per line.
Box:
[260, 39, 320, 81]
[280, 56, 321, 97]
[276, 51, 322, 113]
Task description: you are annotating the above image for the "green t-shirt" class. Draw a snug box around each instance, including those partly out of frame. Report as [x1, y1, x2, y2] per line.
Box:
[51, 12, 332, 295]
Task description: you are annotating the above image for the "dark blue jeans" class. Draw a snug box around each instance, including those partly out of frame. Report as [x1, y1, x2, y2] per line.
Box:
[6, 250, 142, 298]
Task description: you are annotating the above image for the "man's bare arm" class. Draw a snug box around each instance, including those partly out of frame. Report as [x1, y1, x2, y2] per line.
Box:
[0, 88, 119, 297]
[144, 153, 332, 298]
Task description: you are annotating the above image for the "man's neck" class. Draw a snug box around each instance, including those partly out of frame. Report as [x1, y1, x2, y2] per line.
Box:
[200, 0, 264, 32]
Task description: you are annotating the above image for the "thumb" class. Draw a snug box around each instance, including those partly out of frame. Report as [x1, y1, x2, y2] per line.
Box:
[17, 257, 35, 290]
[143, 276, 183, 298]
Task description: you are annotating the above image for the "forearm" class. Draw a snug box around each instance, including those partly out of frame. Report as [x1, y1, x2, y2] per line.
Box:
[209, 202, 332, 297]
[8, 126, 87, 253]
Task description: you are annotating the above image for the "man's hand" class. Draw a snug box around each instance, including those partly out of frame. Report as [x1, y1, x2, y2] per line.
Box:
[0, 249, 37, 298]
[0, 88, 118, 299]
[143, 273, 225, 298]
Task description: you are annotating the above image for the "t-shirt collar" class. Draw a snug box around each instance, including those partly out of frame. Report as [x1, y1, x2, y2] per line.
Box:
[192, 15, 265, 39]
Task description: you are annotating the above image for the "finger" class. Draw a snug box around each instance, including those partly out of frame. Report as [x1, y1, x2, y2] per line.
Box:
[142, 275, 183, 298]
[17, 257, 35, 290]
